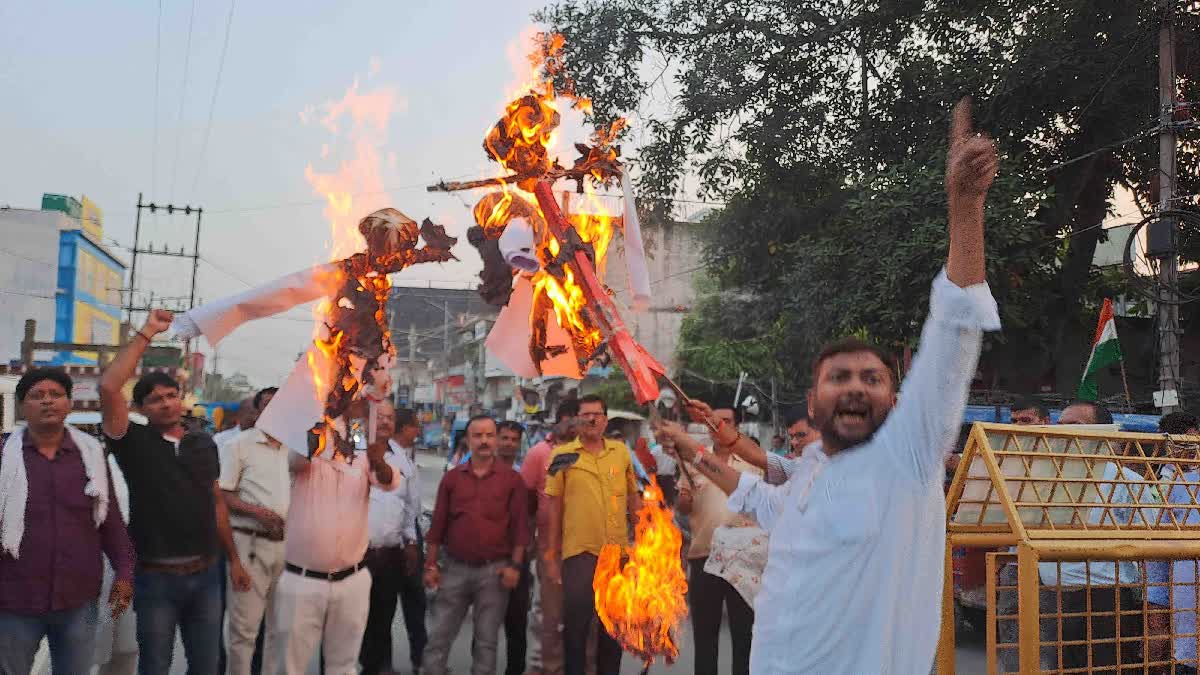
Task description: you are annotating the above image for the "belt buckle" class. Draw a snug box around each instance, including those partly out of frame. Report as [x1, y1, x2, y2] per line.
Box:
[326, 570, 336, 581]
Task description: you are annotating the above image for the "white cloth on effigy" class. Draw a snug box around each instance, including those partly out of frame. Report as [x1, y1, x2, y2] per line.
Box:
[620, 172, 652, 312]
[726, 269, 1000, 674]
[173, 263, 340, 345]
[172, 263, 345, 455]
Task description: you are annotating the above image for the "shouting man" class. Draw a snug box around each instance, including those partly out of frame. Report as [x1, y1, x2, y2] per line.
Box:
[658, 99, 1000, 672]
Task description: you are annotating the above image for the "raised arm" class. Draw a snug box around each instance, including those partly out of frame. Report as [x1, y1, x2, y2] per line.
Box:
[100, 309, 173, 439]
[884, 98, 1001, 484]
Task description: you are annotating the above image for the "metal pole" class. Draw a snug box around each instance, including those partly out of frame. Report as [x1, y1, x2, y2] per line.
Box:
[126, 193, 143, 329]
[188, 208, 203, 309]
[409, 323, 418, 391]
[442, 300, 450, 415]
[1157, 0, 1181, 413]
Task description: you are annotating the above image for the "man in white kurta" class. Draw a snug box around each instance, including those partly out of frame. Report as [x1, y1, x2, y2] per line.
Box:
[726, 270, 999, 673]
[656, 98, 1001, 673]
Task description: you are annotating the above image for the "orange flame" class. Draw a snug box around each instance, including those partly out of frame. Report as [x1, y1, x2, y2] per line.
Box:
[593, 479, 689, 665]
[302, 68, 402, 457]
[477, 33, 626, 372]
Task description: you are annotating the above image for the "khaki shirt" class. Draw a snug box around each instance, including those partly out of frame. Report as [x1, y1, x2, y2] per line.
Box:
[217, 428, 292, 531]
[683, 453, 762, 559]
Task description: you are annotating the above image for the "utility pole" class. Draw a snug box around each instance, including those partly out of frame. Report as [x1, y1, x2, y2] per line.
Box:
[441, 300, 450, 416]
[124, 196, 203, 325]
[1156, 0, 1181, 413]
[408, 323, 418, 391]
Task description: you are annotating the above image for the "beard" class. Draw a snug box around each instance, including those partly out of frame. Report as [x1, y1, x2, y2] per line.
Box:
[811, 395, 889, 451]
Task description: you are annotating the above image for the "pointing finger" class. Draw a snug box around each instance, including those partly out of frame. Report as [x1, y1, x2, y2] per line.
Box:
[950, 97, 973, 146]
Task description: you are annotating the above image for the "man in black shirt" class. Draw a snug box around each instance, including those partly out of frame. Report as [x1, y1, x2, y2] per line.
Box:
[100, 309, 250, 675]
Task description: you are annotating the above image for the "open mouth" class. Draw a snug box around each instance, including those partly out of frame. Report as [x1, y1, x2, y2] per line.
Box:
[834, 406, 870, 426]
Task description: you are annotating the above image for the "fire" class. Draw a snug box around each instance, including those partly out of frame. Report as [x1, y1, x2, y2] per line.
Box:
[474, 33, 626, 374]
[593, 479, 689, 666]
[302, 69, 402, 460]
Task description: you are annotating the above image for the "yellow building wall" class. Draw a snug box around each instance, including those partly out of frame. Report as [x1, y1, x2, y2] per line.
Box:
[80, 195, 104, 241]
[72, 300, 120, 363]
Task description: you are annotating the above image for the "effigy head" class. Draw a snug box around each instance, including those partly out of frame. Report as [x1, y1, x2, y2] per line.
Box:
[359, 208, 419, 257]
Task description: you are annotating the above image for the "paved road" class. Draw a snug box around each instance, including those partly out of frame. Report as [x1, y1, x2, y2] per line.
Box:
[38, 448, 987, 673]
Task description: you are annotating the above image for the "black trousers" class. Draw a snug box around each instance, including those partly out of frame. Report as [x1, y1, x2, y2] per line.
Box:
[563, 554, 622, 675]
[688, 558, 753, 675]
[504, 561, 532, 675]
[359, 543, 429, 674]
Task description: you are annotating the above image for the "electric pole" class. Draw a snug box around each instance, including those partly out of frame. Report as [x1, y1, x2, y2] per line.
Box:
[1156, 0, 1181, 413]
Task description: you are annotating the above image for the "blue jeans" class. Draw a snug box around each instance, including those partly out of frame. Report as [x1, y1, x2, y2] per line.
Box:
[135, 562, 223, 675]
[0, 600, 98, 674]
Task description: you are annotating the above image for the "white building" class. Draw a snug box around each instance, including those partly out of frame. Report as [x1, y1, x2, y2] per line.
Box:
[0, 207, 76, 364]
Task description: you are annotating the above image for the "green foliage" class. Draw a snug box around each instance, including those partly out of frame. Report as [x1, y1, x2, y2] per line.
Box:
[537, 0, 1200, 396]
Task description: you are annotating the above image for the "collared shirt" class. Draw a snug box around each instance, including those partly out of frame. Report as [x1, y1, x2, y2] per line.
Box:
[0, 432, 136, 615]
[217, 428, 292, 531]
[360, 439, 420, 549]
[682, 453, 762, 559]
[1038, 461, 1152, 587]
[285, 453, 399, 573]
[1148, 468, 1200, 662]
[520, 438, 557, 544]
[212, 424, 246, 471]
[106, 422, 220, 562]
[725, 270, 1000, 674]
[426, 460, 529, 563]
[544, 438, 638, 560]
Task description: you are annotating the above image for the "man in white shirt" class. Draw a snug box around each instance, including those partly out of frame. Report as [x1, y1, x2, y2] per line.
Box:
[657, 98, 1000, 673]
[214, 398, 257, 450]
[263, 401, 399, 675]
[359, 405, 424, 675]
[219, 421, 292, 675]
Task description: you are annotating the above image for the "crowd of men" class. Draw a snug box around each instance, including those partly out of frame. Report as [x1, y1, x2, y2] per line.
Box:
[10, 98, 1200, 675]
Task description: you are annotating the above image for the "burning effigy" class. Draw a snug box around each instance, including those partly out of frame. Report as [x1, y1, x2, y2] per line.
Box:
[426, 32, 688, 668]
[173, 208, 455, 459]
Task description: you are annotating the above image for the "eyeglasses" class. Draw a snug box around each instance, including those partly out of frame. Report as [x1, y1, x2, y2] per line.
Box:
[25, 390, 68, 402]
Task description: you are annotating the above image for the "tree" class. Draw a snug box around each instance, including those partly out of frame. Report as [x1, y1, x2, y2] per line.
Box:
[537, 0, 1200, 399]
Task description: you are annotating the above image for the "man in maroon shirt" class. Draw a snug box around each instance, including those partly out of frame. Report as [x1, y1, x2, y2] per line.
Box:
[0, 368, 136, 674]
[422, 414, 530, 675]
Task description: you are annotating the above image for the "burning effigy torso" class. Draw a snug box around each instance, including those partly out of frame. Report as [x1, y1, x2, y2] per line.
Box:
[173, 207, 455, 462]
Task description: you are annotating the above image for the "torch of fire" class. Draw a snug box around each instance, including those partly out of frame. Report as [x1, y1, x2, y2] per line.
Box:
[477, 33, 625, 372]
[593, 478, 689, 666]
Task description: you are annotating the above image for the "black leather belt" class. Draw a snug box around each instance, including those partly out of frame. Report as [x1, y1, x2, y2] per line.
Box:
[285, 560, 364, 582]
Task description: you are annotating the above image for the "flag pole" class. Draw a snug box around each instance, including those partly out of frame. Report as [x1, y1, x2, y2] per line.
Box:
[1119, 359, 1134, 413]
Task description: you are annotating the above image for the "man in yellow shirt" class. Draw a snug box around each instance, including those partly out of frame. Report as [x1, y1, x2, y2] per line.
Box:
[543, 394, 640, 675]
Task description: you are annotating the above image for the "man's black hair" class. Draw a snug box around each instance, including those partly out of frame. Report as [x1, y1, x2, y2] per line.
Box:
[466, 414, 497, 434]
[1067, 400, 1114, 425]
[555, 399, 581, 422]
[578, 394, 608, 414]
[254, 387, 279, 410]
[498, 420, 525, 436]
[784, 407, 809, 426]
[132, 371, 180, 406]
[1011, 395, 1050, 419]
[394, 407, 419, 429]
[16, 367, 73, 402]
[1159, 411, 1199, 435]
[812, 337, 896, 389]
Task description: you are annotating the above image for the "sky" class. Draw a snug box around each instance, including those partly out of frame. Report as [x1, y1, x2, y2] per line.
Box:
[0, 0, 587, 387]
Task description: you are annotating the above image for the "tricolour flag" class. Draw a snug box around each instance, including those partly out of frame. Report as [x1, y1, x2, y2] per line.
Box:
[1077, 298, 1123, 401]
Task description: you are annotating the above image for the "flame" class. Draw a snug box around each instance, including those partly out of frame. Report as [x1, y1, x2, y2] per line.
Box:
[302, 68, 402, 459]
[475, 33, 626, 372]
[593, 478, 689, 666]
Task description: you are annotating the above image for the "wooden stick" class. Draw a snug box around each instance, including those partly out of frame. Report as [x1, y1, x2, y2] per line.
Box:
[1119, 359, 1134, 413]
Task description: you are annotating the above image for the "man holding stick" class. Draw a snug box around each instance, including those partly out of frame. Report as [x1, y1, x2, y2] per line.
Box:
[656, 98, 1000, 673]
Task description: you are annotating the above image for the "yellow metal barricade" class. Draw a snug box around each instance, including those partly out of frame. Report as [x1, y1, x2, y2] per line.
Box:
[940, 423, 1200, 674]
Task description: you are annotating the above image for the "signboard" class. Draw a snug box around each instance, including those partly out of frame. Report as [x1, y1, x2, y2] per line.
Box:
[413, 384, 437, 403]
[71, 377, 100, 402]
